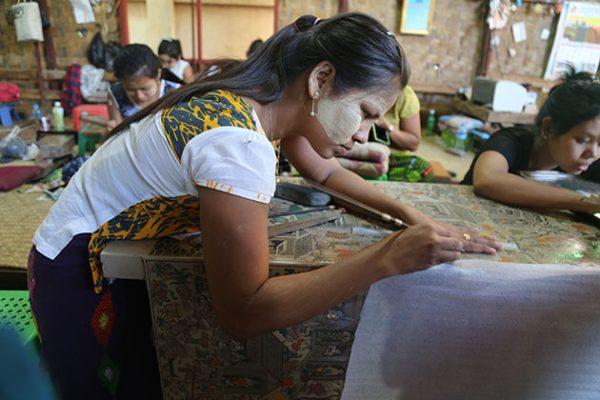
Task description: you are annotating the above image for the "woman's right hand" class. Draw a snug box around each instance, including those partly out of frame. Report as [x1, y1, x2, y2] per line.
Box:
[374, 223, 463, 277]
[581, 194, 600, 214]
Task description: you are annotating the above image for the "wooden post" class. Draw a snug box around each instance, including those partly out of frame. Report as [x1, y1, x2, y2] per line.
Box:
[273, 0, 279, 32]
[197, 0, 203, 65]
[119, 0, 129, 45]
[36, 0, 57, 69]
[190, 0, 196, 70]
[33, 42, 46, 108]
[478, 2, 492, 77]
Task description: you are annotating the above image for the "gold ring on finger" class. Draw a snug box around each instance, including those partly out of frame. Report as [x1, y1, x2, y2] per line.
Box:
[463, 233, 471, 241]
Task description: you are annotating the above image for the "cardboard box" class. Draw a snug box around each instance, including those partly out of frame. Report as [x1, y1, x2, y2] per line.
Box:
[36, 133, 75, 159]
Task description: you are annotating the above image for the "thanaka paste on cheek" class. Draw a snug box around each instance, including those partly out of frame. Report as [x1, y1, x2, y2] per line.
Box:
[315, 98, 362, 145]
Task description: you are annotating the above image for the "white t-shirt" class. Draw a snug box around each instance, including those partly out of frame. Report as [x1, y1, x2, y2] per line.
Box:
[170, 59, 191, 80]
[33, 93, 276, 260]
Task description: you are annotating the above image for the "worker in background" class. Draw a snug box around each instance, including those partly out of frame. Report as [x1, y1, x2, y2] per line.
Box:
[158, 38, 195, 84]
[107, 44, 181, 130]
[373, 85, 421, 151]
[462, 66, 600, 215]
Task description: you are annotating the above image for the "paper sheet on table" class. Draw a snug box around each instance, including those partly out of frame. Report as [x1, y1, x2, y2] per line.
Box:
[342, 260, 600, 400]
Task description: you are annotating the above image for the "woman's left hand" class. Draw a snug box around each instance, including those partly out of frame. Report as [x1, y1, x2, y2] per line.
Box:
[429, 220, 500, 254]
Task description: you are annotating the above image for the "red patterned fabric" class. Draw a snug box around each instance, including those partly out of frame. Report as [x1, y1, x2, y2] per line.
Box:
[60, 64, 83, 115]
[91, 291, 115, 349]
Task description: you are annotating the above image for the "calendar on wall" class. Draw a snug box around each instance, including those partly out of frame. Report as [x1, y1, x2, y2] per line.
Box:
[544, 1, 600, 79]
[400, 0, 436, 35]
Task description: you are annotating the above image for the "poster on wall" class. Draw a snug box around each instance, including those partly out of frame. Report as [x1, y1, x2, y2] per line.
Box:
[400, 0, 436, 35]
[544, 1, 600, 80]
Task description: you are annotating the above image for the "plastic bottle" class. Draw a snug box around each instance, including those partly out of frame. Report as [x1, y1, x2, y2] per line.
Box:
[52, 101, 64, 131]
[32, 104, 50, 132]
[32, 103, 42, 119]
[425, 109, 436, 136]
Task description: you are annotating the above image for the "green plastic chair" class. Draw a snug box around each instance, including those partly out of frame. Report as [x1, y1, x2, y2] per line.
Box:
[0, 290, 37, 345]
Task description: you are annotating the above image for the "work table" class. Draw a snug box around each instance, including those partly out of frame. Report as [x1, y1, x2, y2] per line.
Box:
[102, 180, 599, 399]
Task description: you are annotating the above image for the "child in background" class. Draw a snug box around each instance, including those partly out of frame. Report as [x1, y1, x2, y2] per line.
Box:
[107, 44, 181, 130]
[462, 66, 600, 214]
[158, 38, 195, 83]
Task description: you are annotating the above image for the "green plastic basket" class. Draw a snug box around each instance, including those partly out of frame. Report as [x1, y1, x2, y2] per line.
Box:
[78, 131, 103, 156]
[440, 129, 470, 155]
[0, 290, 37, 344]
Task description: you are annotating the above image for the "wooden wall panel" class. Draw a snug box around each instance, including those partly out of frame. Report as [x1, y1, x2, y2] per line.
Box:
[127, 0, 149, 47]
[174, 2, 199, 60]
[201, 3, 274, 59]
[126, 0, 274, 61]
[147, 0, 175, 51]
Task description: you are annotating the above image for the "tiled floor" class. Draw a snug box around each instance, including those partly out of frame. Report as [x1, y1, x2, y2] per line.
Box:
[414, 135, 475, 182]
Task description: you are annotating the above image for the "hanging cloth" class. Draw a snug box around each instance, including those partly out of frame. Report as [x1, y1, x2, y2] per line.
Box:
[60, 64, 83, 116]
[12, 0, 44, 42]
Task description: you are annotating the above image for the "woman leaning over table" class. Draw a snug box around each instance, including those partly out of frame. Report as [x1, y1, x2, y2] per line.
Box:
[462, 67, 600, 214]
[30, 13, 499, 400]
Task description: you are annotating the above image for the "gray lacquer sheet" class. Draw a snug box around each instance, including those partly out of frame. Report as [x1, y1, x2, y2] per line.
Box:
[342, 260, 600, 400]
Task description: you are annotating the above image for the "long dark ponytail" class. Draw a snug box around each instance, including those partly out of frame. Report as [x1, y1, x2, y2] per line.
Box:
[109, 12, 409, 138]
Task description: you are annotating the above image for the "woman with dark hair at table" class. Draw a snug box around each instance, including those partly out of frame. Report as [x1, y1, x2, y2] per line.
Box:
[462, 66, 600, 214]
[107, 43, 181, 130]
